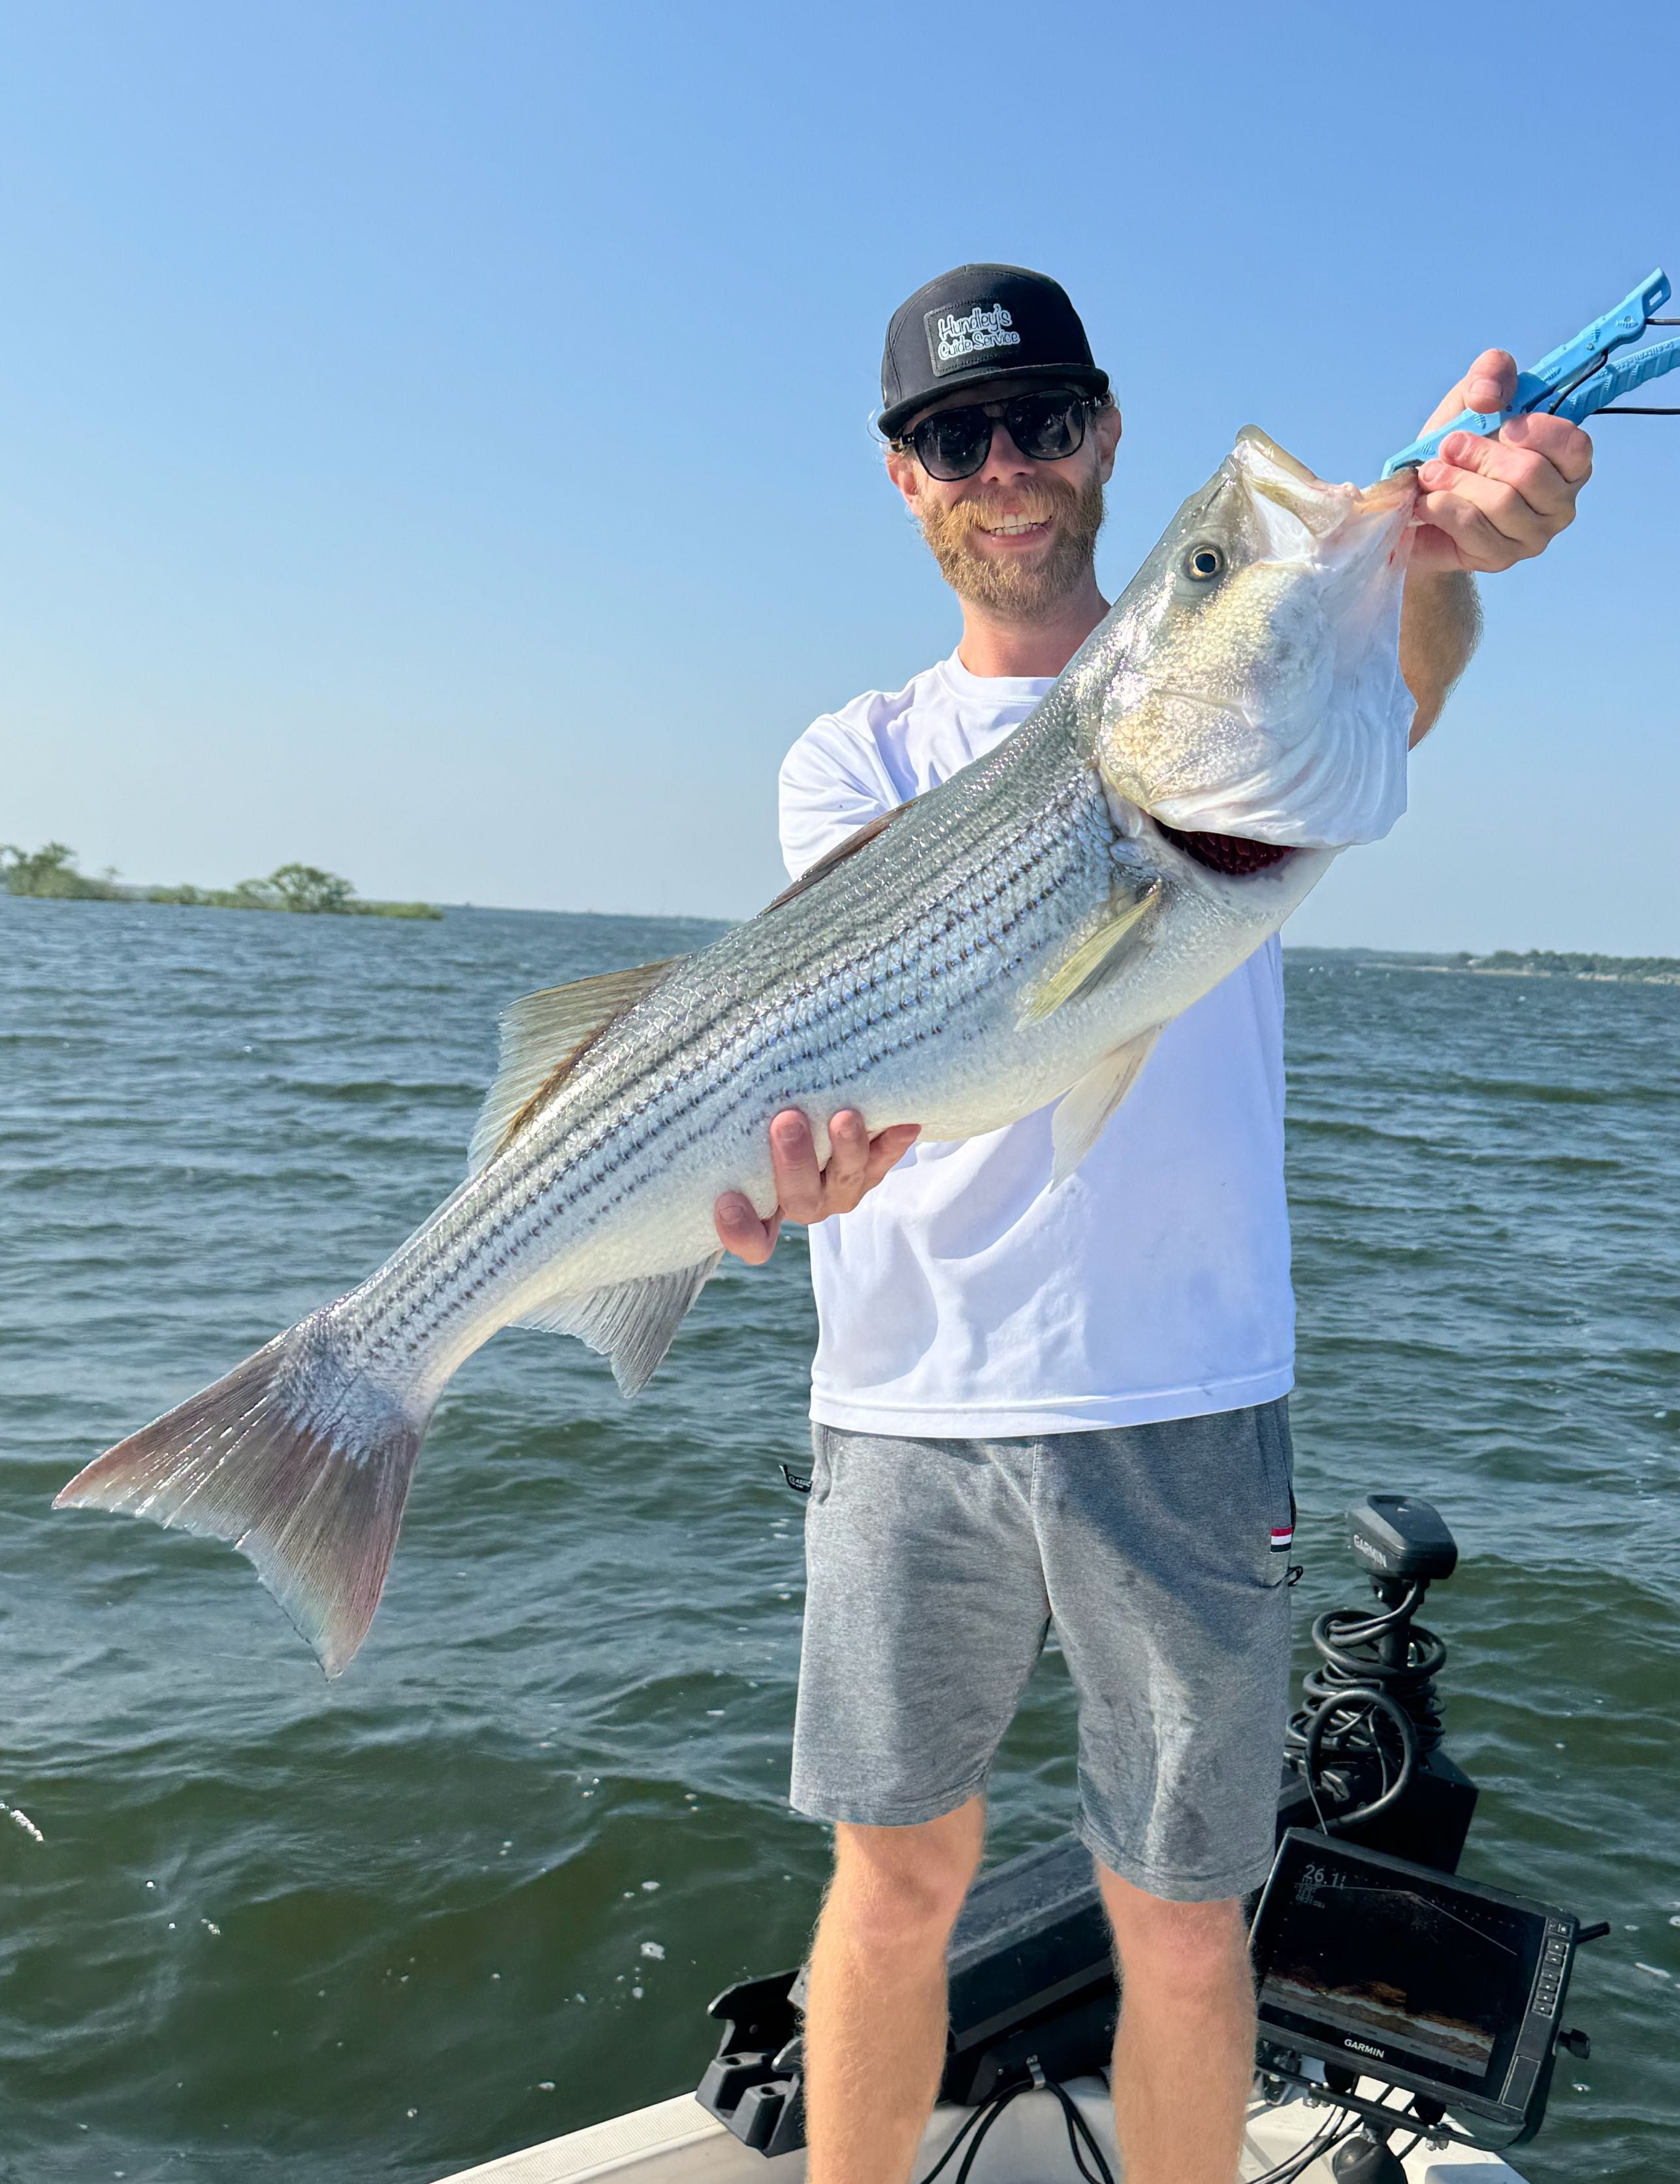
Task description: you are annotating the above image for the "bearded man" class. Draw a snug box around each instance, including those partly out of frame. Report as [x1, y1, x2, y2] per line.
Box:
[711, 265, 1591, 2184]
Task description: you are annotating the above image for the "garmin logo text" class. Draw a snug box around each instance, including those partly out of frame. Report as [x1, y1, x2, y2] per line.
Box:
[933, 304, 1022, 363]
[1344, 2038, 1385, 2058]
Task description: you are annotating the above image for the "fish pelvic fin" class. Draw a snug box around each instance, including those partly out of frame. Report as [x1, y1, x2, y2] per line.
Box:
[515, 1254, 722, 1396]
[469, 957, 684, 1174]
[53, 1314, 429, 1678]
[1050, 1025, 1165, 1186]
[1020, 883, 1161, 1024]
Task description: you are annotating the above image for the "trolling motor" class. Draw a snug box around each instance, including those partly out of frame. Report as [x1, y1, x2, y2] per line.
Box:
[1278, 1493, 1478, 1873]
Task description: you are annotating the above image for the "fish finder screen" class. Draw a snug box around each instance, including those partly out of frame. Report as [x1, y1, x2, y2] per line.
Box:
[1255, 1840, 1540, 2089]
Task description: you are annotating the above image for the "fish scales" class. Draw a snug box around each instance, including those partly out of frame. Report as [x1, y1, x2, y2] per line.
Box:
[351, 735, 1112, 1386]
[55, 429, 1419, 1672]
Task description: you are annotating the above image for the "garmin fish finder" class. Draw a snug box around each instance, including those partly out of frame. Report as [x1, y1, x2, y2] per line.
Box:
[1252, 1831, 1581, 2136]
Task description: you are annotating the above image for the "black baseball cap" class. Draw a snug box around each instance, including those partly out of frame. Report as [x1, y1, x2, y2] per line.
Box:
[879, 263, 1108, 440]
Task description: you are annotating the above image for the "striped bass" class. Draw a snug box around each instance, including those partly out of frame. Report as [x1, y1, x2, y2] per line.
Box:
[56, 430, 1418, 1674]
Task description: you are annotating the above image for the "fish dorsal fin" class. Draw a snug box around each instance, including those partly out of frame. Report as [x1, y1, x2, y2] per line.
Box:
[514, 1254, 722, 1395]
[1050, 1025, 1164, 1186]
[1020, 882, 1161, 1024]
[468, 957, 681, 1173]
[764, 804, 907, 913]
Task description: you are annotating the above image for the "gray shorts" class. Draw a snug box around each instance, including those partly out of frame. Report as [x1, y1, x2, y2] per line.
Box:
[790, 1401, 1295, 1902]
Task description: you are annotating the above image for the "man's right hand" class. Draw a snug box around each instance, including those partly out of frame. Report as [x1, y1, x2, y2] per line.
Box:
[713, 1109, 921, 1265]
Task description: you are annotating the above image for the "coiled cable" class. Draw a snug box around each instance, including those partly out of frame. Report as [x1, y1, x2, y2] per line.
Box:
[1284, 1581, 1448, 1831]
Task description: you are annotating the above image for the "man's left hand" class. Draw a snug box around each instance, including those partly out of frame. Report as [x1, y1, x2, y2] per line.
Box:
[1409, 349, 1593, 575]
[713, 1108, 921, 1265]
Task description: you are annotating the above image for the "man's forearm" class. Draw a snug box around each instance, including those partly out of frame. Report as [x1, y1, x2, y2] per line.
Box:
[1398, 569, 1481, 747]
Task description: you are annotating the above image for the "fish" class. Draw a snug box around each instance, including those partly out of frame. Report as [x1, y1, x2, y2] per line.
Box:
[55, 429, 1418, 1674]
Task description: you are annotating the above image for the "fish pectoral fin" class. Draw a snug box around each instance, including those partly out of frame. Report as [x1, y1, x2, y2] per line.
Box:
[1020, 883, 1161, 1024]
[1050, 1025, 1164, 1187]
[514, 1254, 724, 1396]
[468, 957, 685, 1173]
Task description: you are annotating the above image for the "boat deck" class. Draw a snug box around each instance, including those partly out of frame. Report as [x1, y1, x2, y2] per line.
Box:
[433, 2076, 1529, 2183]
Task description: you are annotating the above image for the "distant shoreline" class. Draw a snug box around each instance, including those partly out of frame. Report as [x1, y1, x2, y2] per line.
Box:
[1, 844, 441, 921]
[1288, 945, 1680, 988]
[5, 859, 1673, 980]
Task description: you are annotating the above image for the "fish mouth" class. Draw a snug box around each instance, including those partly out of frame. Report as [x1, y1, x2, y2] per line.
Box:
[1234, 427, 1417, 538]
[1354, 472, 1417, 515]
[1154, 818, 1297, 876]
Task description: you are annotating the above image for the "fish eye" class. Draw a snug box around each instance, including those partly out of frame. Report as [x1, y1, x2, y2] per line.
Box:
[1184, 544, 1224, 581]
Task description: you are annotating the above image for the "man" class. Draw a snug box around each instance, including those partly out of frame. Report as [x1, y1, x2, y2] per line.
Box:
[713, 265, 1591, 2184]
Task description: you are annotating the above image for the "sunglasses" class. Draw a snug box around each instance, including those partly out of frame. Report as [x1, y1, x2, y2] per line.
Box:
[895, 387, 1103, 481]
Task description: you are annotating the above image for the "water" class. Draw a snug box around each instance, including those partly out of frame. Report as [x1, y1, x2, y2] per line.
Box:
[2, 897, 1675, 2184]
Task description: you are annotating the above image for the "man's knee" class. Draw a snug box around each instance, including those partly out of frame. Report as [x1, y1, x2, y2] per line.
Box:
[827, 1799, 985, 1949]
[1097, 1868, 1250, 1997]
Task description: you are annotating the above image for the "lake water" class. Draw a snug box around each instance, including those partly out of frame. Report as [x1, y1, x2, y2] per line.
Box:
[2, 896, 1675, 2183]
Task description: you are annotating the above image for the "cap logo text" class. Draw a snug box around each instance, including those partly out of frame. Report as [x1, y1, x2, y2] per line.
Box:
[929, 302, 1022, 367]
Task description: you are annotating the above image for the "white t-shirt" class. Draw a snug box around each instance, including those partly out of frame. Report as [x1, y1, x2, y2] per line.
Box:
[778, 651, 1295, 1438]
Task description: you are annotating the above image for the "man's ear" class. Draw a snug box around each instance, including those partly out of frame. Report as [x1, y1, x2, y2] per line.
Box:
[884, 446, 922, 512]
[1095, 404, 1123, 484]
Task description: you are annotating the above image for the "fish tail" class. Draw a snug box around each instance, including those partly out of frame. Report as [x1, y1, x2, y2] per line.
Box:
[54, 1310, 429, 1677]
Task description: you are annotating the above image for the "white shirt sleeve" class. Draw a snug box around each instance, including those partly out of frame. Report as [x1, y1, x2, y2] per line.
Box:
[777, 713, 902, 882]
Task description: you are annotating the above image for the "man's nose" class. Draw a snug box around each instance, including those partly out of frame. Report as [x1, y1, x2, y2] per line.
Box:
[975, 419, 1035, 485]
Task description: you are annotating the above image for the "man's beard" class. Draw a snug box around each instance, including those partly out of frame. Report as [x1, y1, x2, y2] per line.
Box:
[916, 470, 1106, 619]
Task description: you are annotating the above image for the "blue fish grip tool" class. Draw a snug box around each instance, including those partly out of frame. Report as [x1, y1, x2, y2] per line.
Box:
[1381, 269, 1680, 478]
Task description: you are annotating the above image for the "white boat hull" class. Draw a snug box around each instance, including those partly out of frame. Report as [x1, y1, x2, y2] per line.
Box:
[432, 2076, 1532, 2184]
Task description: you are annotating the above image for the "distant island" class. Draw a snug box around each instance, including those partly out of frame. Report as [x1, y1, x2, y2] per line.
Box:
[1455, 947, 1680, 983]
[1, 842, 442, 921]
[1289, 945, 1680, 986]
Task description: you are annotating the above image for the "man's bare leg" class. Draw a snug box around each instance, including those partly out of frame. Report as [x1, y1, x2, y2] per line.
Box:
[802, 1798, 985, 2184]
[1098, 1867, 1255, 2184]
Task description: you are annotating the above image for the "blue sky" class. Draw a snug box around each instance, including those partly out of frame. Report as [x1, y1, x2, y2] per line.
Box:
[2, 1, 1675, 949]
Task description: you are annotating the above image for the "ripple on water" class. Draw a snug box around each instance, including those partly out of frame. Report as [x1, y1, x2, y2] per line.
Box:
[1, 904, 1676, 2183]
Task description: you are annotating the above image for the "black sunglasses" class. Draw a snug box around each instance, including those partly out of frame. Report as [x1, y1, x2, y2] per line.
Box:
[895, 387, 1103, 481]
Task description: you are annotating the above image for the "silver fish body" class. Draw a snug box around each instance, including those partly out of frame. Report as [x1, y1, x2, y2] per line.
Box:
[359, 697, 1325, 1405]
[57, 429, 1417, 1672]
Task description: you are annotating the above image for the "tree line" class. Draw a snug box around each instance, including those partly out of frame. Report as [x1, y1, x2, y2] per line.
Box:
[1, 842, 441, 919]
